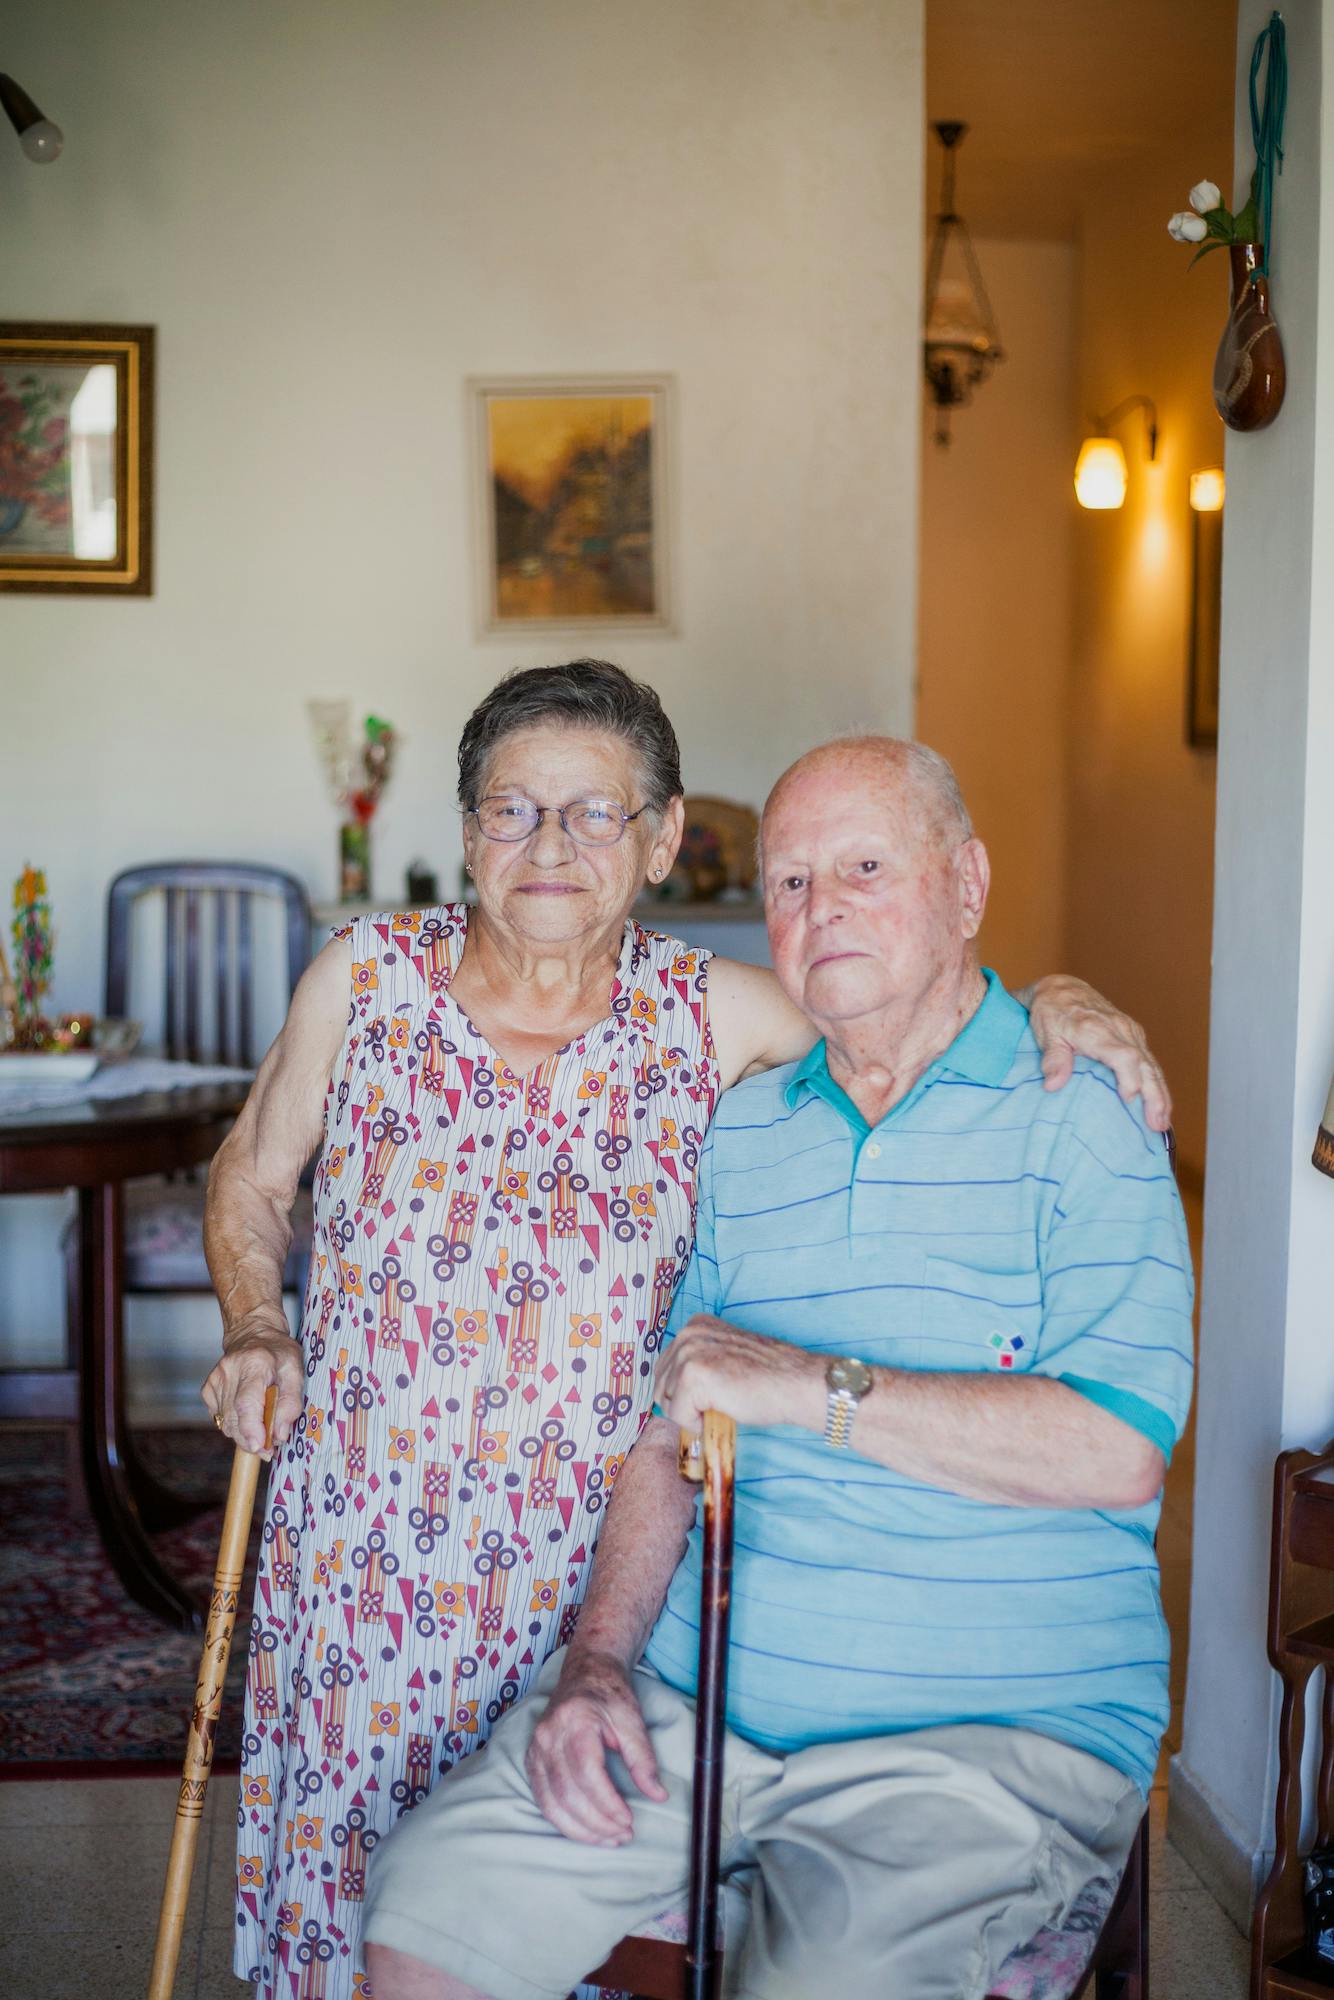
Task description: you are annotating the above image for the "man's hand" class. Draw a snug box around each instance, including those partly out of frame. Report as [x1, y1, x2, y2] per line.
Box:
[654, 1315, 823, 1435]
[525, 1651, 668, 1847]
[201, 1319, 304, 1457]
[1025, 975, 1171, 1133]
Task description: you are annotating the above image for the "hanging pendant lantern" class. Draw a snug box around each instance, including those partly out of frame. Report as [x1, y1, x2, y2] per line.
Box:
[922, 122, 1003, 446]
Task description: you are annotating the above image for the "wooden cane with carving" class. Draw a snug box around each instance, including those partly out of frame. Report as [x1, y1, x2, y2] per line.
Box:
[147, 1386, 276, 2000]
[679, 1412, 738, 2000]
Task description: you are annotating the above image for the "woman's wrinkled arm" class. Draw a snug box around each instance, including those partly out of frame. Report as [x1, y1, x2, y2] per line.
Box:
[201, 936, 351, 1454]
[711, 956, 1172, 1131]
[1020, 974, 1171, 1132]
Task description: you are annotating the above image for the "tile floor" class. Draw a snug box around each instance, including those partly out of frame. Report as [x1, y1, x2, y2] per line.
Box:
[1, 1187, 1238, 1998]
[0, 1772, 1249, 1998]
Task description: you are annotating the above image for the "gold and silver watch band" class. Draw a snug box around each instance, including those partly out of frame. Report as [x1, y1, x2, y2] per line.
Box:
[824, 1387, 859, 1450]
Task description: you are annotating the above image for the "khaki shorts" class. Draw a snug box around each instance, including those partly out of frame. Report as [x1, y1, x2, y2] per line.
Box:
[363, 1650, 1141, 2000]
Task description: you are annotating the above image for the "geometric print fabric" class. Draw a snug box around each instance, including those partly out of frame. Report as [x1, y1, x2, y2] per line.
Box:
[234, 904, 719, 1997]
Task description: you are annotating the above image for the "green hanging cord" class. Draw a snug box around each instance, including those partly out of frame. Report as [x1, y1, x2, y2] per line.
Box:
[1249, 10, 1287, 277]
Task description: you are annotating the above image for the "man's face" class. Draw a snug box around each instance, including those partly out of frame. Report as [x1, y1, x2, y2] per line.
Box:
[760, 749, 988, 1030]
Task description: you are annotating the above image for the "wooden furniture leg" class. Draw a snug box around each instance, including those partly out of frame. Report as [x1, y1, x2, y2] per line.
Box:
[1091, 1811, 1148, 1999]
[76, 1181, 202, 1631]
[1251, 1440, 1334, 2000]
[62, 1207, 208, 1531]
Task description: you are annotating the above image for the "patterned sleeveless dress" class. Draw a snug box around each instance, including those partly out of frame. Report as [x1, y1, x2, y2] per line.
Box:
[234, 905, 719, 1999]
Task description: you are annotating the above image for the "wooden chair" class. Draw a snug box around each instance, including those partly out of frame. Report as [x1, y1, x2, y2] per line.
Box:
[1251, 1437, 1334, 1999]
[61, 862, 312, 1524]
[581, 1409, 1151, 2000]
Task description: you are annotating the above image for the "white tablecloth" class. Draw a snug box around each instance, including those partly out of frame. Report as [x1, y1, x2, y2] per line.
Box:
[0, 1056, 253, 1119]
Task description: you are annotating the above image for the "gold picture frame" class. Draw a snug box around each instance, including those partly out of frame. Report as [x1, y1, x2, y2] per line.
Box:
[0, 322, 154, 595]
[470, 374, 672, 634]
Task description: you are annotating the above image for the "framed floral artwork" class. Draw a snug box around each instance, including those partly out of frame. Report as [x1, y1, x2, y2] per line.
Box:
[470, 374, 672, 633]
[0, 322, 154, 594]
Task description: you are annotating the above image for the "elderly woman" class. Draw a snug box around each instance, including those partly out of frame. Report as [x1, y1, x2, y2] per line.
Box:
[203, 659, 1167, 2000]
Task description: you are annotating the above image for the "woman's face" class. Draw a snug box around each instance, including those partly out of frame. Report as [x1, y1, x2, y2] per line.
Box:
[463, 725, 683, 947]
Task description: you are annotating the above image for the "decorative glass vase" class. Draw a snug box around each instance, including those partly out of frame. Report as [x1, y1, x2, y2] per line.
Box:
[1214, 242, 1286, 433]
[339, 820, 371, 901]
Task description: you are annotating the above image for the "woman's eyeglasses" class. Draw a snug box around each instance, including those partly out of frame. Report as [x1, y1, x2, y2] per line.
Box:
[466, 797, 650, 847]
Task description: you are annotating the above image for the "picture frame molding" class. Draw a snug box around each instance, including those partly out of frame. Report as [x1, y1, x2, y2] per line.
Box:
[0, 321, 155, 596]
[468, 371, 674, 637]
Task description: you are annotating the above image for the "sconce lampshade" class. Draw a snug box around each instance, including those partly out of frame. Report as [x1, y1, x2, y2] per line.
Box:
[922, 123, 1003, 446]
[1190, 467, 1226, 512]
[1074, 436, 1128, 510]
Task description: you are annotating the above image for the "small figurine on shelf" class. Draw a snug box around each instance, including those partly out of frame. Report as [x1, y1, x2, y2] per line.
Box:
[8, 864, 55, 1050]
[308, 704, 399, 902]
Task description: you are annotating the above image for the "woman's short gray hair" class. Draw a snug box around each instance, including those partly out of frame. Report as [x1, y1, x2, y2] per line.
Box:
[457, 660, 683, 813]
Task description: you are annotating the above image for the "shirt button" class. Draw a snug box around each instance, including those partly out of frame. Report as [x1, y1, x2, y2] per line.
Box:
[865, 1141, 882, 1160]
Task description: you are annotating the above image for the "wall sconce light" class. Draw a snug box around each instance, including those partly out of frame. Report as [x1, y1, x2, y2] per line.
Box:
[1187, 467, 1223, 747]
[1074, 395, 1159, 510]
[1190, 467, 1226, 513]
[0, 72, 63, 163]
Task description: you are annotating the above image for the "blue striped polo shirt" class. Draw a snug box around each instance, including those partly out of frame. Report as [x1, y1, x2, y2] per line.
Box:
[642, 971, 1194, 1793]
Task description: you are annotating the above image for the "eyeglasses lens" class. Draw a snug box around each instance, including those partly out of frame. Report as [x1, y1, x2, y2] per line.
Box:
[475, 800, 626, 845]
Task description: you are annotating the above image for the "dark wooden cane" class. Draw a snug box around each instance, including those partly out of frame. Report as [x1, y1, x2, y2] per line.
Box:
[679, 1412, 738, 2000]
[147, 1387, 275, 2000]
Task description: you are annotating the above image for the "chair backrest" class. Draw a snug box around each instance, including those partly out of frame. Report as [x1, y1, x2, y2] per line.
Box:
[105, 861, 311, 1067]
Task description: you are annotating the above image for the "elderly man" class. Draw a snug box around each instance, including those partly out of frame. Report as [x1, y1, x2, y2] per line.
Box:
[363, 737, 1194, 2000]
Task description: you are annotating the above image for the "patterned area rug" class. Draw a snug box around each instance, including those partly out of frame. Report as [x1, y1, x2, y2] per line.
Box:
[0, 1424, 263, 1775]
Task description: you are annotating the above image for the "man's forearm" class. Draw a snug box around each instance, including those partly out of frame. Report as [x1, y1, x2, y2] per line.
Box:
[776, 1352, 1162, 1508]
[564, 1416, 697, 1669]
[849, 1367, 1164, 1509]
[656, 1318, 1165, 1511]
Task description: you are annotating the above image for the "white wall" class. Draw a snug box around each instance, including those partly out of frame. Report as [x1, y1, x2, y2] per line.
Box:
[917, 239, 1077, 987]
[1062, 146, 1230, 1177]
[0, 0, 924, 1409]
[1171, 0, 1334, 1927]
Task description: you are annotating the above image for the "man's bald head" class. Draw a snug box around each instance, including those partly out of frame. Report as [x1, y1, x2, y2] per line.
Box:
[762, 736, 973, 858]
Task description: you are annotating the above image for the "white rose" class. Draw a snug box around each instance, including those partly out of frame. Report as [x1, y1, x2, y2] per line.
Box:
[1189, 180, 1222, 213]
[1168, 211, 1208, 243]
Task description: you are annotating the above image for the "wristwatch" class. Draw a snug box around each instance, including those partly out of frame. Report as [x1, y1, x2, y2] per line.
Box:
[824, 1355, 874, 1450]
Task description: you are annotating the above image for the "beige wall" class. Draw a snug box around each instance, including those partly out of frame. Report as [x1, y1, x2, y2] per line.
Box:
[1064, 156, 1230, 1173]
[917, 239, 1077, 987]
[919, 159, 1227, 1174]
[0, 0, 925, 1408]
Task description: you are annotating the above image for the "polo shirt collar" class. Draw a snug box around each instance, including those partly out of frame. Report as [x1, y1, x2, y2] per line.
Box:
[784, 968, 1027, 1117]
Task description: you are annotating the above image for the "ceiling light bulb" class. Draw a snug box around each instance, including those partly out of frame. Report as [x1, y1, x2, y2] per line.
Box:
[20, 116, 63, 161]
[1074, 437, 1128, 510]
[0, 73, 63, 160]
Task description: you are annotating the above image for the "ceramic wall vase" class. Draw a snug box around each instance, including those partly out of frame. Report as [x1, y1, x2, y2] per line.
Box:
[1214, 242, 1286, 431]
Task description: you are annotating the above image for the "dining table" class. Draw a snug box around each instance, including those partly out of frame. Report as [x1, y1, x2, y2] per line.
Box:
[0, 1059, 254, 1631]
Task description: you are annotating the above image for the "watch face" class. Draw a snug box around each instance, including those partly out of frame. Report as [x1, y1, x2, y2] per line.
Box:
[827, 1356, 873, 1396]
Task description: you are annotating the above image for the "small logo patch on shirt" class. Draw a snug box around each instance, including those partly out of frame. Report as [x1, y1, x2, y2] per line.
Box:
[989, 1331, 1025, 1369]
